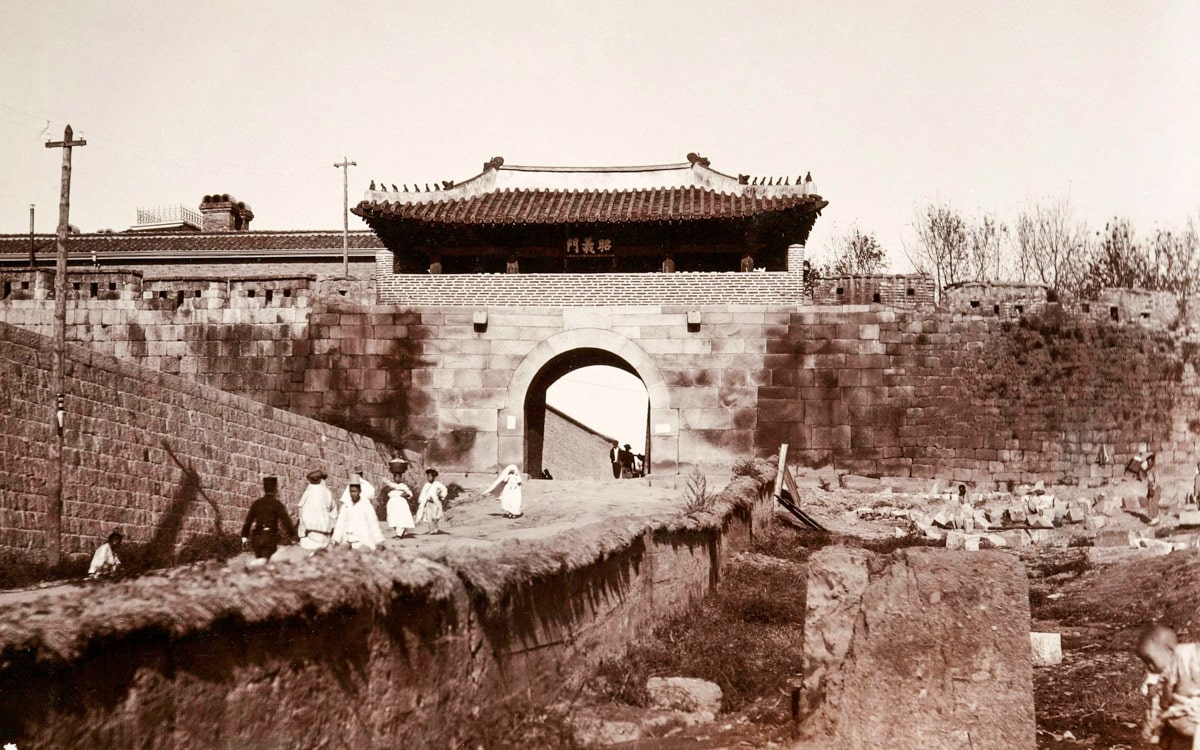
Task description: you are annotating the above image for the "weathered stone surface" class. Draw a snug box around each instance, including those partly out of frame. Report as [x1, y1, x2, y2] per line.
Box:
[797, 546, 1035, 749]
[1031, 632, 1063, 666]
[645, 677, 723, 715]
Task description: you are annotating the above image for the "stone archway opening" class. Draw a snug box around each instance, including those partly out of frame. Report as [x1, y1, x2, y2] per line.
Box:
[524, 348, 650, 480]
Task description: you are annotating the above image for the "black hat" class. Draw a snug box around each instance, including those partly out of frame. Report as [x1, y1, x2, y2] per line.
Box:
[425, 468, 438, 478]
[108, 528, 124, 542]
[263, 476, 279, 493]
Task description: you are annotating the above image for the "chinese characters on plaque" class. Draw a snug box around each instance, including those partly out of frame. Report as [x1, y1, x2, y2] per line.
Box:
[566, 237, 613, 255]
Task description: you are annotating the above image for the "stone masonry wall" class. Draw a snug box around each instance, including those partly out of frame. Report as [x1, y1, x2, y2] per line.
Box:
[543, 406, 618, 480]
[761, 306, 1200, 485]
[0, 320, 396, 565]
[3, 270, 1199, 487]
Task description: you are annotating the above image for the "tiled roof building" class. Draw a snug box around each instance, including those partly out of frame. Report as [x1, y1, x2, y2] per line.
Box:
[354, 153, 826, 274]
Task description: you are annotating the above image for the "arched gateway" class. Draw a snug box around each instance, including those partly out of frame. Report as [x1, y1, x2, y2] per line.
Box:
[503, 329, 673, 475]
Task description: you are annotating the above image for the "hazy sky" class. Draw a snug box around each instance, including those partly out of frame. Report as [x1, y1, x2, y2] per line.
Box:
[3, 1, 1198, 271]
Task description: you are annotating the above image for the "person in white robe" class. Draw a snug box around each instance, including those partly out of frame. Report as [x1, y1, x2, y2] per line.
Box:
[485, 464, 524, 519]
[339, 468, 376, 509]
[416, 468, 447, 534]
[87, 529, 123, 579]
[382, 458, 415, 538]
[332, 480, 384, 551]
[297, 469, 335, 551]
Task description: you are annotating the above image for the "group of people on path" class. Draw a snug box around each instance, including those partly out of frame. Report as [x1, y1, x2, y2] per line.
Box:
[240, 460, 449, 564]
[608, 441, 645, 479]
[84, 461, 526, 578]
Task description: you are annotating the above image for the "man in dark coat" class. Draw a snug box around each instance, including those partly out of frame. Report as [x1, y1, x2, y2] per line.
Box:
[609, 440, 621, 479]
[241, 476, 297, 561]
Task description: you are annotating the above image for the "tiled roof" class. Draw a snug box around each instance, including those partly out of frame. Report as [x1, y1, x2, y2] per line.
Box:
[355, 187, 825, 227]
[0, 231, 384, 263]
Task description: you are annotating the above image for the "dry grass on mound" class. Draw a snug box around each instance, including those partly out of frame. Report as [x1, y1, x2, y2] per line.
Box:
[0, 546, 459, 663]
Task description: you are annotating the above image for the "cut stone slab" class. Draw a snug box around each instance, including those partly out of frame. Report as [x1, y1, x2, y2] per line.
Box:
[646, 676, 723, 715]
[1031, 632, 1063, 667]
[797, 546, 1035, 749]
[1179, 510, 1200, 528]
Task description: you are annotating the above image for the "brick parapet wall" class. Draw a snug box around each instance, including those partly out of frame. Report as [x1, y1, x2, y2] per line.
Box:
[376, 271, 816, 306]
[812, 274, 936, 308]
[0, 319, 398, 566]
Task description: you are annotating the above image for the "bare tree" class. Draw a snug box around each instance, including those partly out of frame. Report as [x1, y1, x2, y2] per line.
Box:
[821, 226, 888, 276]
[1012, 197, 1090, 292]
[1084, 213, 1200, 297]
[906, 204, 970, 288]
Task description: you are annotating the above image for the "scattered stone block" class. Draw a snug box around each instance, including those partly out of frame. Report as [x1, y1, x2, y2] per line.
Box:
[1085, 515, 1108, 531]
[1067, 501, 1090, 524]
[646, 677, 723, 715]
[1096, 497, 1121, 516]
[841, 475, 883, 492]
[981, 533, 1009, 548]
[1031, 633, 1062, 667]
[964, 535, 981, 551]
[998, 530, 1028, 548]
[1094, 530, 1128, 547]
[945, 530, 967, 550]
[569, 716, 641, 746]
[1179, 510, 1200, 528]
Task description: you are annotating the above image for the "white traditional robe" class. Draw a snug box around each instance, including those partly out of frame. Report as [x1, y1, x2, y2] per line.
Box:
[382, 478, 415, 533]
[297, 481, 335, 550]
[416, 480, 446, 523]
[485, 465, 523, 517]
[87, 542, 121, 578]
[331, 496, 385, 551]
[339, 476, 376, 508]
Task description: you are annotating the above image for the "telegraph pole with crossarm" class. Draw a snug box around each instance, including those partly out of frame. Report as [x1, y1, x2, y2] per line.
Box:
[334, 157, 357, 278]
[44, 124, 85, 565]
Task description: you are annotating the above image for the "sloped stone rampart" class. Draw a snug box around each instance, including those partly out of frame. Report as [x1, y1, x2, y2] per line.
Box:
[0, 320, 400, 564]
[796, 546, 1035, 749]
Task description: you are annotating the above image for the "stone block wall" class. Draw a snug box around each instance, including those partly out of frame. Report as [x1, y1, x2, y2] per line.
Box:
[543, 406, 618, 479]
[762, 307, 1200, 484]
[0, 319, 396, 565]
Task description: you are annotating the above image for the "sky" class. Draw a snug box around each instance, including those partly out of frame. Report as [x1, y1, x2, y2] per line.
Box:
[547, 367, 648, 452]
[3, 0, 1198, 271]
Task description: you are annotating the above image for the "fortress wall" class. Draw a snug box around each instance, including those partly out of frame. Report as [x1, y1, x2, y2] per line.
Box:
[760, 307, 1200, 484]
[0, 474, 772, 749]
[3, 270, 1199, 485]
[0, 319, 398, 565]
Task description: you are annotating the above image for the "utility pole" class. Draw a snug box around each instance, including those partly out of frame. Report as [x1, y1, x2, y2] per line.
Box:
[44, 124, 85, 566]
[28, 204, 35, 269]
[333, 156, 357, 278]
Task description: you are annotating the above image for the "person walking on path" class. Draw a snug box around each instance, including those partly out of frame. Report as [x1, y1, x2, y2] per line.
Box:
[609, 441, 621, 479]
[416, 468, 447, 534]
[296, 469, 335, 552]
[241, 476, 297, 565]
[382, 458, 416, 539]
[485, 464, 524, 519]
[331, 478, 385, 551]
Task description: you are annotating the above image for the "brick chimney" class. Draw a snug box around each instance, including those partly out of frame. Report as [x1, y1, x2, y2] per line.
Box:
[199, 194, 254, 232]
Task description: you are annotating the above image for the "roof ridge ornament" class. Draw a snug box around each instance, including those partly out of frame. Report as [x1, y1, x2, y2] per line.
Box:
[484, 156, 505, 172]
[686, 152, 711, 167]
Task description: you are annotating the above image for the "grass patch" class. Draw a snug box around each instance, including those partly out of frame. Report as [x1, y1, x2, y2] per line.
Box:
[587, 524, 809, 716]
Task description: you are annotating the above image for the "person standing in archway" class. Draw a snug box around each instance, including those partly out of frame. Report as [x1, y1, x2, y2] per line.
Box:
[609, 440, 621, 479]
[618, 444, 635, 479]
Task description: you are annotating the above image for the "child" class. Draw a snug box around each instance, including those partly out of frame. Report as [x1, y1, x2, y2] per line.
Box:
[416, 468, 447, 534]
[1136, 623, 1200, 748]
